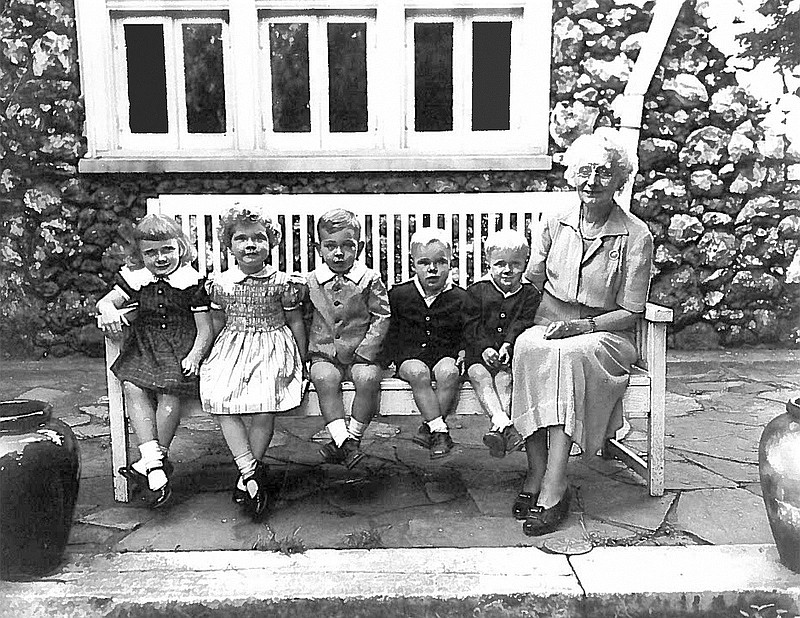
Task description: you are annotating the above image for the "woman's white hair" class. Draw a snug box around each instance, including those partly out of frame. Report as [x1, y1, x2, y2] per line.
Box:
[562, 129, 635, 188]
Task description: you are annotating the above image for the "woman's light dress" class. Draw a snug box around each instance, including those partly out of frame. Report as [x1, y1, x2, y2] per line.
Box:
[200, 265, 304, 415]
[511, 203, 653, 456]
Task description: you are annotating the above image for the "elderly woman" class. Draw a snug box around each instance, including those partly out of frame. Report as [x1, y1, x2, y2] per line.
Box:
[510, 130, 654, 536]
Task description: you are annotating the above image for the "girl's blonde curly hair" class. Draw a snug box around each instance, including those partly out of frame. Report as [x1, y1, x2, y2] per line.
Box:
[218, 203, 282, 250]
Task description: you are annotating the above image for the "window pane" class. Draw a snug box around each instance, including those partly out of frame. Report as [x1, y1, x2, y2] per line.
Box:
[270, 22, 311, 133]
[414, 22, 453, 132]
[327, 22, 367, 133]
[183, 23, 226, 134]
[472, 22, 511, 131]
[124, 24, 168, 133]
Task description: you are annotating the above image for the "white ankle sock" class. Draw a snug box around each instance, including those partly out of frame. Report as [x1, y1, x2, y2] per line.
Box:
[139, 440, 167, 490]
[234, 452, 259, 498]
[491, 414, 512, 431]
[348, 418, 368, 440]
[426, 417, 448, 433]
[327, 418, 350, 446]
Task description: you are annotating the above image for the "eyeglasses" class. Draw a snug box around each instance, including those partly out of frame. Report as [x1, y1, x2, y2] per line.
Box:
[576, 165, 615, 183]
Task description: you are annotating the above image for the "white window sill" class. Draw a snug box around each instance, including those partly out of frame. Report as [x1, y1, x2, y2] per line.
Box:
[78, 153, 553, 173]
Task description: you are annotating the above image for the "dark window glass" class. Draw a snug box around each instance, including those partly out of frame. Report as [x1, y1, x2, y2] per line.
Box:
[414, 22, 453, 132]
[472, 21, 511, 131]
[270, 22, 311, 133]
[183, 23, 226, 134]
[327, 22, 368, 133]
[124, 24, 168, 133]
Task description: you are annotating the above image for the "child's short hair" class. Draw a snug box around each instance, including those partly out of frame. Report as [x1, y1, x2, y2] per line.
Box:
[219, 203, 282, 250]
[316, 208, 361, 241]
[410, 227, 452, 256]
[125, 214, 194, 269]
[484, 229, 530, 259]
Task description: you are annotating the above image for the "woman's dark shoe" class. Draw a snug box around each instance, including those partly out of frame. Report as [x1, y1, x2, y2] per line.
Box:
[243, 462, 269, 519]
[522, 488, 571, 537]
[512, 491, 539, 520]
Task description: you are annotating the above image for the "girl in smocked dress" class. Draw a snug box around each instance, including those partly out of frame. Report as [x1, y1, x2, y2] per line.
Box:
[97, 214, 214, 509]
[200, 205, 306, 519]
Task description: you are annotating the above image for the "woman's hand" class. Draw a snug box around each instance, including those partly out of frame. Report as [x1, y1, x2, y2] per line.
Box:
[543, 320, 591, 340]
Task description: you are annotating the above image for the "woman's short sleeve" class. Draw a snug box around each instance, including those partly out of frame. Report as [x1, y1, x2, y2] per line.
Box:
[615, 225, 653, 313]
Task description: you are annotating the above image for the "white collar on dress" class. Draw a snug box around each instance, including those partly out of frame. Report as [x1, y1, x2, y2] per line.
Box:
[120, 265, 201, 291]
[314, 261, 368, 284]
[413, 275, 453, 307]
[218, 263, 277, 284]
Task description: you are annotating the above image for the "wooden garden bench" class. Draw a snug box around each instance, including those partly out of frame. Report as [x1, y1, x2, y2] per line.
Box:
[103, 192, 672, 501]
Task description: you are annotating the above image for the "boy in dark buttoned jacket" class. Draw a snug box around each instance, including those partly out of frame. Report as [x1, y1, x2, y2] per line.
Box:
[464, 229, 541, 458]
[306, 209, 391, 468]
[383, 228, 467, 459]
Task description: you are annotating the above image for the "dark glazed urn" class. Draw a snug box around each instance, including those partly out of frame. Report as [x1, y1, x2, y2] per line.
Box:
[760, 396, 800, 572]
[0, 400, 80, 579]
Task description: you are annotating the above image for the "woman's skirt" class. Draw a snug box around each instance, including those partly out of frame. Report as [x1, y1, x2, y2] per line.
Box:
[510, 296, 638, 455]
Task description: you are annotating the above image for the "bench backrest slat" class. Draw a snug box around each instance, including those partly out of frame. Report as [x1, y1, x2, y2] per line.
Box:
[147, 193, 578, 286]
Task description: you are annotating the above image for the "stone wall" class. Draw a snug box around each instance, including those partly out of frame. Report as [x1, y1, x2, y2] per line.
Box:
[1, 0, 798, 357]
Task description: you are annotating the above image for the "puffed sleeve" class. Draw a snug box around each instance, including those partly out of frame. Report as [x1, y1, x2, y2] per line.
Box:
[189, 280, 211, 312]
[282, 273, 307, 311]
[205, 276, 223, 311]
[615, 225, 653, 314]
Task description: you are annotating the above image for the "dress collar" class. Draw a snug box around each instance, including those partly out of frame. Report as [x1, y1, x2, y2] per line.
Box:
[560, 202, 630, 238]
[220, 263, 277, 284]
[315, 261, 368, 284]
[120, 265, 201, 291]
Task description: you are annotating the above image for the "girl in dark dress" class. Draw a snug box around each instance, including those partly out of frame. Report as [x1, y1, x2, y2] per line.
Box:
[96, 215, 214, 508]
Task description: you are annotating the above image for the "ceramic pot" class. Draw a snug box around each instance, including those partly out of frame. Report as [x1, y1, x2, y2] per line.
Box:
[0, 400, 80, 579]
[760, 396, 800, 572]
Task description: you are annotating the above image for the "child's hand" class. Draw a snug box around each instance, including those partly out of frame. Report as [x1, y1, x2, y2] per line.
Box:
[97, 309, 129, 337]
[181, 353, 202, 377]
[498, 343, 512, 366]
[481, 347, 500, 368]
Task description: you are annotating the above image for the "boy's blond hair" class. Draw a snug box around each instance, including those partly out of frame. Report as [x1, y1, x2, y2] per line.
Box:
[410, 227, 452, 256]
[484, 229, 530, 259]
[317, 208, 361, 240]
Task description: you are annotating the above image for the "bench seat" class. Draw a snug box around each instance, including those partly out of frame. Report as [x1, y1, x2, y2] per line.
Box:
[103, 193, 672, 502]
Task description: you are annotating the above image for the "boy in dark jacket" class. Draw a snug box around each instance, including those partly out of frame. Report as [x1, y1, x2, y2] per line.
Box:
[465, 229, 541, 458]
[384, 228, 466, 458]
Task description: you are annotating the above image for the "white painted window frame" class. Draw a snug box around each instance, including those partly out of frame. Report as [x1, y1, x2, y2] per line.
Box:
[75, 0, 553, 173]
[259, 10, 379, 151]
[112, 13, 235, 151]
[404, 8, 527, 152]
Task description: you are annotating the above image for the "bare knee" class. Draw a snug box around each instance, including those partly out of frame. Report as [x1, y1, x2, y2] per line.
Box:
[352, 364, 382, 393]
[433, 360, 460, 388]
[398, 360, 432, 388]
[310, 363, 342, 395]
[467, 363, 491, 385]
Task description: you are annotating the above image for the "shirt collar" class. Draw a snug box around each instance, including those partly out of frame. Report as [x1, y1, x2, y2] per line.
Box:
[120, 264, 201, 291]
[413, 275, 453, 305]
[560, 202, 630, 237]
[221, 263, 277, 284]
[315, 261, 368, 284]
[481, 274, 525, 298]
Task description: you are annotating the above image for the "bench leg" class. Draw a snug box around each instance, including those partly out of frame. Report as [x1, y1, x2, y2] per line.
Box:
[105, 338, 131, 502]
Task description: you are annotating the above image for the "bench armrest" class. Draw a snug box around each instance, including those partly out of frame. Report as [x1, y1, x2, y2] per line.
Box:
[645, 302, 673, 323]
